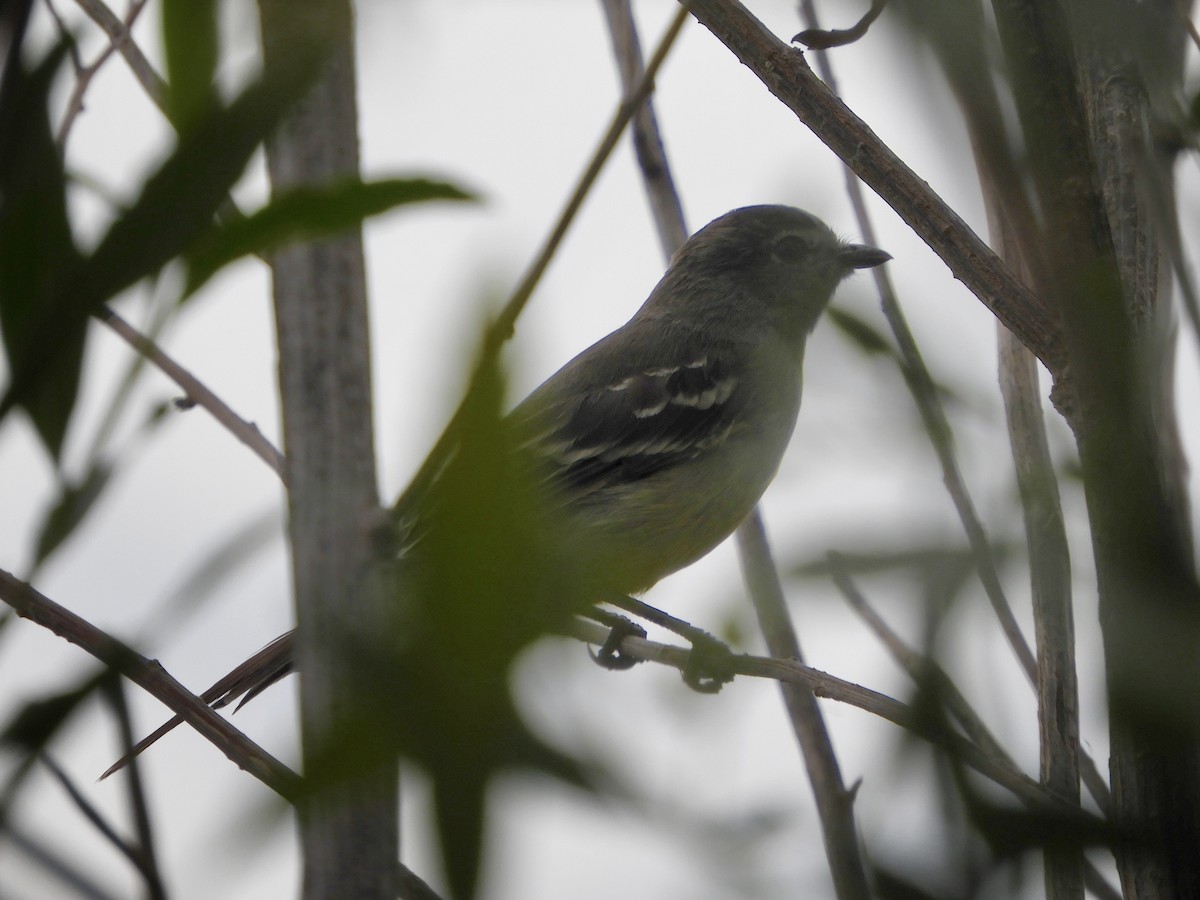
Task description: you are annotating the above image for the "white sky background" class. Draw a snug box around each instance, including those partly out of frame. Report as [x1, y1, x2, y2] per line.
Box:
[2, 1, 1199, 898]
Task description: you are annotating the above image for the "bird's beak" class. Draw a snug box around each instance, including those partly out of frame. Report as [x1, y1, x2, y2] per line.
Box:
[840, 243, 892, 269]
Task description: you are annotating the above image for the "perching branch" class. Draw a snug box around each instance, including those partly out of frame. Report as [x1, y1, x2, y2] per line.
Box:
[0, 567, 300, 797]
[681, 0, 1065, 375]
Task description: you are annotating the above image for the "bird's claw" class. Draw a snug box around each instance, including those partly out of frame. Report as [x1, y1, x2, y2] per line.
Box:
[681, 631, 735, 693]
[590, 615, 647, 670]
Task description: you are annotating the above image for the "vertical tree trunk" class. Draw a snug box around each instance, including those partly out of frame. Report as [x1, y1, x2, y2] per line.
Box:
[991, 1, 1200, 895]
[257, 2, 398, 897]
[1065, 3, 1200, 895]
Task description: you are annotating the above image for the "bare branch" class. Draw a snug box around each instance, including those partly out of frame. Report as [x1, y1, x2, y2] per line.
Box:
[566, 617, 1101, 822]
[0, 567, 300, 798]
[59, 0, 157, 145]
[41, 755, 167, 899]
[737, 517, 872, 900]
[392, 4, 692, 521]
[598, 0, 688, 255]
[97, 305, 287, 481]
[71, 0, 165, 108]
[599, 6, 870, 894]
[681, 0, 1065, 375]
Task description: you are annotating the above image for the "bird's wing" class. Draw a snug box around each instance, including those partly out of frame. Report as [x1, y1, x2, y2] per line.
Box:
[509, 322, 745, 501]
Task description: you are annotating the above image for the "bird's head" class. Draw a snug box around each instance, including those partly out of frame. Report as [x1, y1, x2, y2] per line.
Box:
[649, 205, 890, 344]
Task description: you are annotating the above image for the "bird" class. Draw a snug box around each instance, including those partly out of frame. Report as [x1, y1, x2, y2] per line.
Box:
[104, 204, 889, 776]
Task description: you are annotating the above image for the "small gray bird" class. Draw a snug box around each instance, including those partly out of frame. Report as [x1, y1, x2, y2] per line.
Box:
[105, 205, 888, 773]
[511, 204, 889, 594]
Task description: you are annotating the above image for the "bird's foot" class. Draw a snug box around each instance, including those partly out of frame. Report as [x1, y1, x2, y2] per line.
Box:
[588, 610, 647, 671]
[597, 595, 736, 693]
[680, 630, 735, 694]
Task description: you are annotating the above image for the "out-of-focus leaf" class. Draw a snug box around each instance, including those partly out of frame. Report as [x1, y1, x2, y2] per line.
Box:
[312, 329, 589, 900]
[31, 464, 113, 570]
[1, 676, 100, 752]
[0, 40, 85, 460]
[161, 0, 219, 135]
[182, 176, 477, 298]
[72, 48, 323, 310]
[415, 356, 588, 900]
[0, 38, 325, 435]
[827, 306, 896, 357]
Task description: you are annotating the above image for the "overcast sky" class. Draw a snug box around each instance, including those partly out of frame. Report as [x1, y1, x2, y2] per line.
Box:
[3, 2, 1199, 898]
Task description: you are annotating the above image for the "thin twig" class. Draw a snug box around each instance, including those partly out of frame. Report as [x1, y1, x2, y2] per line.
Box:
[598, 0, 688, 257]
[391, 4, 692, 520]
[71, 0, 165, 112]
[682, 0, 1064, 376]
[998, 328, 1086, 898]
[599, 5, 871, 895]
[794, 0, 1038, 688]
[566, 617, 1101, 823]
[59, 0, 155, 145]
[793, 0, 887, 50]
[97, 305, 287, 482]
[1, 824, 121, 900]
[42, 0, 84, 72]
[737, 518, 872, 900]
[828, 559, 1017, 766]
[41, 755, 167, 899]
[0, 567, 300, 798]
[104, 678, 168, 899]
[490, 2, 691, 346]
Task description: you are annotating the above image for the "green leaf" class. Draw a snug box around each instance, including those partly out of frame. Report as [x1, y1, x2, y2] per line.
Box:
[827, 306, 896, 358]
[0, 36, 325, 437]
[1, 676, 101, 751]
[32, 464, 114, 570]
[161, 0, 219, 135]
[0, 40, 85, 459]
[76, 50, 323, 311]
[183, 176, 477, 298]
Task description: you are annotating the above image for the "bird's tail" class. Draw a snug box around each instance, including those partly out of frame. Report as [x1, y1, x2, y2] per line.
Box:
[100, 631, 295, 780]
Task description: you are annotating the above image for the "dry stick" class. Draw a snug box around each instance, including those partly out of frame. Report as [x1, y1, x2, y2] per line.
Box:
[896, 0, 1106, 819]
[98, 305, 287, 481]
[971, 66, 1090, 882]
[41, 755, 167, 900]
[794, 0, 1037, 687]
[599, 4, 871, 898]
[798, 2, 1098, 886]
[737, 519, 872, 900]
[566, 617, 1104, 823]
[257, 1, 397, 895]
[0, 567, 300, 798]
[830, 567, 1120, 898]
[598, 0, 688, 258]
[998, 329, 1085, 899]
[828, 561, 1018, 768]
[104, 680, 168, 899]
[70, 0, 165, 112]
[3, 824, 121, 900]
[391, 4, 691, 520]
[682, 0, 1064, 377]
[59, 0, 157, 144]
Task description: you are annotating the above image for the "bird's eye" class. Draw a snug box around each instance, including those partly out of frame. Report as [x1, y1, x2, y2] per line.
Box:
[772, 233, 812, 263]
